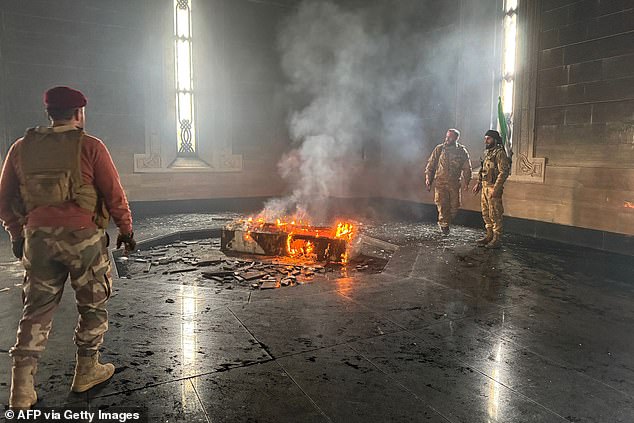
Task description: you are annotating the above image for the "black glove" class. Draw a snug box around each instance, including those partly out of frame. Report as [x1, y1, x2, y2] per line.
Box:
[12, 237, 25, 259]
[116, 232, 136, 253]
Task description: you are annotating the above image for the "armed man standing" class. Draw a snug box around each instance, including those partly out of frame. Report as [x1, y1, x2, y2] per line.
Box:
[0, 86, 136, 409]
[472, 129, 511, 248]
[425, 128, 472, 235]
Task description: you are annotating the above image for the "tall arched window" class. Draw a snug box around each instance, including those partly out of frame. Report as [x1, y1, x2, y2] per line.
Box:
[174, 0, 197, 156]
[501, 0, 517, 136]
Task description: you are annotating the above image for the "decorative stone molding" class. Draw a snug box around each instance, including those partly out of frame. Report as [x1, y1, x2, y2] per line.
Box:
[133, 0, 243, 174]
[217, 148, 243, 171]
[516, 153, 545, 178]
[134, 133, 163, 172]
[509, 0, 546, 183]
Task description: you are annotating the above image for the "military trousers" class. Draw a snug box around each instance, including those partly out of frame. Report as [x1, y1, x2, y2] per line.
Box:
[481, 184, 504, 234]
[434, 183, 461, 228]
[10, 227, 112, 359]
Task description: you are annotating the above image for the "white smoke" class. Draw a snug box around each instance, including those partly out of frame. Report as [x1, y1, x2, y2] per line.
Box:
[262, 0, 460, 223]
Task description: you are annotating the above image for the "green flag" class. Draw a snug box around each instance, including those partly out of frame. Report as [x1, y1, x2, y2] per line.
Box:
[497, 96, 508, 147]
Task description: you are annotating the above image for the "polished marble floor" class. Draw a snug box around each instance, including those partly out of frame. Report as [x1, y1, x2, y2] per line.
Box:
[1, 214, 633, 422]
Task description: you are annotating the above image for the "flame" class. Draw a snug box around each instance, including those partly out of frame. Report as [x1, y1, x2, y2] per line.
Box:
[237, 214, 356, 264]
[335, 222, 354, 240]
[286, 235, 315, 258]
[625, 201, 634, 209]
[286, 233, 295, 256]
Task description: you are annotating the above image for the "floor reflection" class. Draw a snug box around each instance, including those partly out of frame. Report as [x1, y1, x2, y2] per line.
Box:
[181, 286, 199, 406]
[487, 341, 504, 421]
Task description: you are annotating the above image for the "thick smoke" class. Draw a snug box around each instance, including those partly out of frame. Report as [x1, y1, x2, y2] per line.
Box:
[262, 0, 460, 223]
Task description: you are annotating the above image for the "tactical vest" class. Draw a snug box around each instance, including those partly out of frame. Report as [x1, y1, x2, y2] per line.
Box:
[433, 143, 469, 184]
[481, 146, 503, 184]
[18, 127, 110, 228]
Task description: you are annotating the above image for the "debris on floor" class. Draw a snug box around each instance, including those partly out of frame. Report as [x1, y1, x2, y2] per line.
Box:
[114, 232, 392, 291]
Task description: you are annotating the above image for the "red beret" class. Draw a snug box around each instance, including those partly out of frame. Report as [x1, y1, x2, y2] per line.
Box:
[43, 86, 87, 109]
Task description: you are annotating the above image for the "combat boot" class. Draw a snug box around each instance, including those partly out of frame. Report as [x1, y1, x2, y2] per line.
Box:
[71, 352, 115, 392]
[9, 356, 38, 409]
[476, 228, 493, 246]
[486, 233, 502, 249]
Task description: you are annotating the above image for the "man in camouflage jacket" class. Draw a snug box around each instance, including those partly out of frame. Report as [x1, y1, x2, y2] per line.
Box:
[472, 129, 511, 248]
[425, 128, 472, 234]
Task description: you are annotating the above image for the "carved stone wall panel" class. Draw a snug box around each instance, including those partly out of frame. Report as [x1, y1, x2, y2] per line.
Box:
[509, 0, 546, 183]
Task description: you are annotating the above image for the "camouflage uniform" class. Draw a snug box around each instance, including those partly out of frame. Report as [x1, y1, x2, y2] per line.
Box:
[479, 145, 510, 235]
[425, 142, 472, 229]
[13, 227, 111, 358]
[0, 86, 133, 407]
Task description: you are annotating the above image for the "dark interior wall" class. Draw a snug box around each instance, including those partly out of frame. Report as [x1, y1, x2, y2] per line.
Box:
[376, 0, 634, 238]
[536, 0, 634, 165]
[120, 0, 298, 201]
[376, 0, 499, 203]
[195, 0, 292, 163]
[2, 0, 632, 241]
[501, 0, 634, 236]
[0, 0, 298, 202]
[0, 0, 146, 170]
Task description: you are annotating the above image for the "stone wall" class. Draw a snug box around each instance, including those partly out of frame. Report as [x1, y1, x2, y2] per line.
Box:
[378, 0, 634, 239]
[506, 0, 634, 236]
[1, 0, 633, 241]
[0, 0, 297, 202]
[0, 0, 146, 168]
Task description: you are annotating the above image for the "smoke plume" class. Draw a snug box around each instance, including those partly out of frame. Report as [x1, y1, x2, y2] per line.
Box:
[262, 0, 462, 223]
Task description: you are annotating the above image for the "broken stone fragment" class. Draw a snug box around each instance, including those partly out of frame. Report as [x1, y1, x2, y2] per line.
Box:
[242, 272, 268, 281]
[201, 271, 235, 279]
[260, 280, 278, 289]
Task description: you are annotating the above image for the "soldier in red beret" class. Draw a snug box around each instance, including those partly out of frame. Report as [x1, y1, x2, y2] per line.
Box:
[0, 86, 136, 408]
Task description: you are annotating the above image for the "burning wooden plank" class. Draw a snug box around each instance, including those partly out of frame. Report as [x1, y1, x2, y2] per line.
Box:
[221, 220, 351, 263]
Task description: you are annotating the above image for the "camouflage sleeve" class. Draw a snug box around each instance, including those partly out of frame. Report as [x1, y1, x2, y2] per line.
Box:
[0, 142, 25, 241]
[461, 148, 472, 186]
[492, 148, 511, 194]
[425, 145, 441, 181]
[477, 154, 483, 183]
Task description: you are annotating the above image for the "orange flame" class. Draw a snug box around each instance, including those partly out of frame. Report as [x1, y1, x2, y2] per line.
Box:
[286, 233, 295, 256]
[238, 215, 356, 264]
[625, 201, 634, 209]
[335, 222, 354, 240]
[286, 235, 315, 258]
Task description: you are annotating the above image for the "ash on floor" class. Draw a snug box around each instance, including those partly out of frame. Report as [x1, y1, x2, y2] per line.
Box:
[115, 235, 391, 291]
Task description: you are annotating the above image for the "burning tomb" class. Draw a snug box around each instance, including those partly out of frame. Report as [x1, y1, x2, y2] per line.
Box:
[221, 218, 354, 263]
